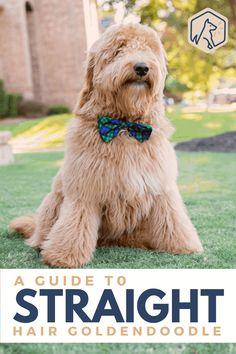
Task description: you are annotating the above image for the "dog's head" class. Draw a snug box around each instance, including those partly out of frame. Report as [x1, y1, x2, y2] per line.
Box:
[77, 23, 167, 119]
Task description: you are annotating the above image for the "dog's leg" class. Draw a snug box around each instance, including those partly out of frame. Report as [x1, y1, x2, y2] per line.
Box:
[26, 191, 63, 248]
[40, 199, 100, 268]
[26, 172, 64, 249]
[146, 186, 203, 254]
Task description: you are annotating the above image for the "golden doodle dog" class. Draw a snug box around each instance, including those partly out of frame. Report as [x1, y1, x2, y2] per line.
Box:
[10, 23, 203, 267]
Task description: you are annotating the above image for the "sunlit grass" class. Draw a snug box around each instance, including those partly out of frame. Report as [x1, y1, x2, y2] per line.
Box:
[167, 109, 236, 142]
[184, 155, 210, 165]
[0, 114, 72, 137]
[204, 122, 222, 129]
[180, 113, 203, 121]
[0, 114, 72, 152]
[0, 109, 236, 152]
[179, 179, 218, 193]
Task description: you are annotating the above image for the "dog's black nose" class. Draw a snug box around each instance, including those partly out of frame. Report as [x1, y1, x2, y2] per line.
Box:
[134, 62, 149, 77]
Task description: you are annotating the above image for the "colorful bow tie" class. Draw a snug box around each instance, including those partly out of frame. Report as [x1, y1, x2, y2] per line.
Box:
[98, 116, 152, 143]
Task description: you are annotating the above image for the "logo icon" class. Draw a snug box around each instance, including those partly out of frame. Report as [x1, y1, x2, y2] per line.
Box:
[188, 8, 228, 53]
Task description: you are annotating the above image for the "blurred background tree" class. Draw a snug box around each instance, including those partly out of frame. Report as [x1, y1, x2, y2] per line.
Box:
[100, 0, 236, 99]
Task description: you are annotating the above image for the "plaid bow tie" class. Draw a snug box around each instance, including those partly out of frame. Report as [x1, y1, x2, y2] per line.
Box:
[98, 116, 152, 143]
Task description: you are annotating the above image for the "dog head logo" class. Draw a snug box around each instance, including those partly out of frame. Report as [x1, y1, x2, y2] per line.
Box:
[76, 23, 167, 118]
[188, 8, 228, 53]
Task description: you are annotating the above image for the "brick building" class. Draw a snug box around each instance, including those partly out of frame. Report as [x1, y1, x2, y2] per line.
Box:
[0, 0, 99, 109]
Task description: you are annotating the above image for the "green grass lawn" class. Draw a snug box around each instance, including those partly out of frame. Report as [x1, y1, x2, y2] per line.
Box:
[168, 108, 236, 142]
[0, 109, 235, 151]
[1, 151, 235, 269]
[1, 343, 236, 354]
[0, 114, 72, 151]
[0, 152, 236, 353]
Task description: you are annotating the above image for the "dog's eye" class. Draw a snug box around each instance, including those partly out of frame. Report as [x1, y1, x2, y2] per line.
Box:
[113, 42, 126, 58]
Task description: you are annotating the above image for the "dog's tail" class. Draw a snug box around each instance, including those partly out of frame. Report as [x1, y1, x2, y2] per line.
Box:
[9, 215, 36, 238]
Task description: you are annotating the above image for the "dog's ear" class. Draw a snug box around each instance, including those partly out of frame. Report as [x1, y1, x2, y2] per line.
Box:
[156, 33, 168, 81]
[159, 43, 168, 81]
[153, 33, 168, 92]
[74, 52, 95, 113]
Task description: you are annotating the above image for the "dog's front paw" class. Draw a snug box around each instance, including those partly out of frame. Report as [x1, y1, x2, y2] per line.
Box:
[41, 247, 91, 268]
[26, 234, 42, 249]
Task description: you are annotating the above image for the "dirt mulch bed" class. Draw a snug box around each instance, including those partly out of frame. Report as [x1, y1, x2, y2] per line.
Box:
[175, 131, 236, 152]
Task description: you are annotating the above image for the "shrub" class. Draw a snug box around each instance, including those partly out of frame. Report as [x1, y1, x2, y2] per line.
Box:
[19, 100, 48, 118]
[0, 80, 8, 118]
[0, 80, 22, 118]
[7, 93, 22, 117]
[47, 105, 70, 115]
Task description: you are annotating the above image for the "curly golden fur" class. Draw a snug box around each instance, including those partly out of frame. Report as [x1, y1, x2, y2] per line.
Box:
[9, 23, 203, 267]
